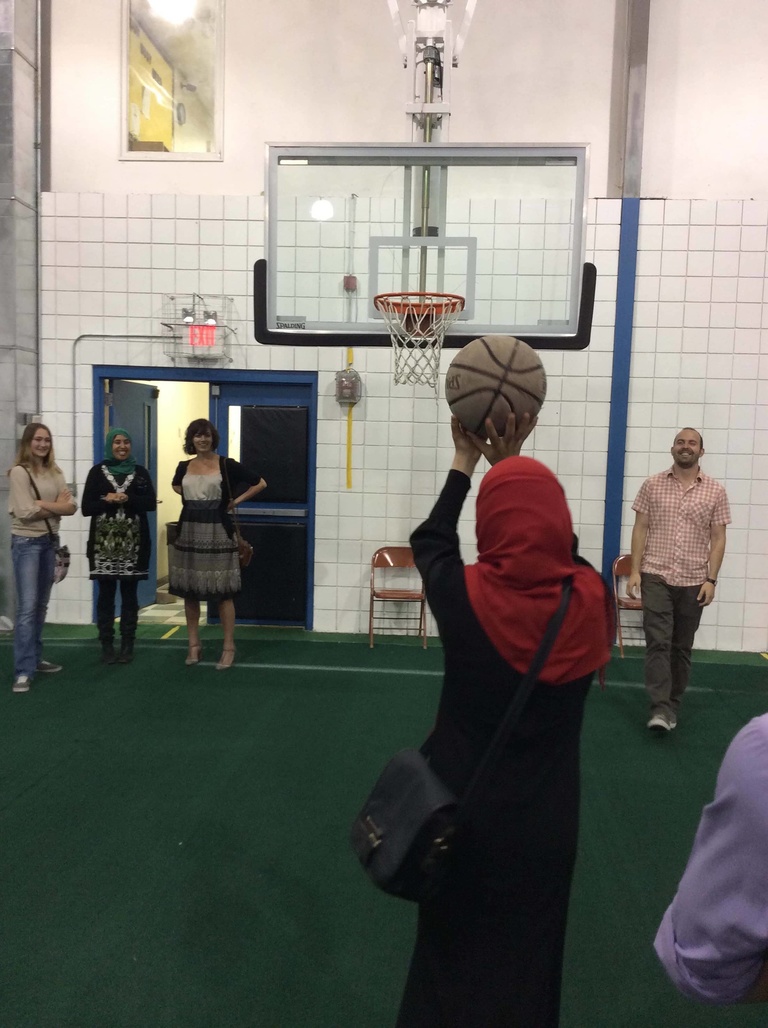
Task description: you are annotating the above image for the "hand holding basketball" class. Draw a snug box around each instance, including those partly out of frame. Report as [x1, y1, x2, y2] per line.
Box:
[468, 412, 538, 465]
[450, 416, 484, 476]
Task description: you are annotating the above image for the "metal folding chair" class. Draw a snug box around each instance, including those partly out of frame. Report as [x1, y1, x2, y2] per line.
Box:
[369, 546, 427, 648]
[612, 554, 643, 657]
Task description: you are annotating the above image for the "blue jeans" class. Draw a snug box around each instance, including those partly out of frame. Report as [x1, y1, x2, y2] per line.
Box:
[11, 534, 56, 679]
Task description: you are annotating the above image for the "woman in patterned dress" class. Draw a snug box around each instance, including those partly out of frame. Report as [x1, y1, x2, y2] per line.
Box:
[169, 418, 266, 670]
[82, 427, 157, 665]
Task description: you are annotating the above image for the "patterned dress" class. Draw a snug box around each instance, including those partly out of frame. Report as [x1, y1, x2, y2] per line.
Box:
[169, 457, 261, 601]
[82, 465, 155, 579]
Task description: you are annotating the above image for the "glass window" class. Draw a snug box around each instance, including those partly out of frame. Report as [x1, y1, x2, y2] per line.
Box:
[123, 0, 223, 160]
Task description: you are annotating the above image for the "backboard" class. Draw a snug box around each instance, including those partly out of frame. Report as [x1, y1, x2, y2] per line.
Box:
[254, 143, 595, 349]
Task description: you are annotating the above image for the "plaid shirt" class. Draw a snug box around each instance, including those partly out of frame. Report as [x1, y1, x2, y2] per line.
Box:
[632, 467, 731, 587]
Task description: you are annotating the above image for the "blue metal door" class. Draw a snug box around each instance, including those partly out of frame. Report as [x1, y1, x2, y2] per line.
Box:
[211, 377, 317, 627]
[94, 367, 317, 628]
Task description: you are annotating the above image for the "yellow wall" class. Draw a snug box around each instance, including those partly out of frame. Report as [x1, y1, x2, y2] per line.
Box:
[143, 380, 209, 581]
[111, 379, 210, 583]
[128, 19, 173, 150]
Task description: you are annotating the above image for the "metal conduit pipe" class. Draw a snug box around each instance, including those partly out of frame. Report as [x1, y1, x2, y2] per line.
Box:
[35, 0, 42, 417]
[418, 45, 440, 290]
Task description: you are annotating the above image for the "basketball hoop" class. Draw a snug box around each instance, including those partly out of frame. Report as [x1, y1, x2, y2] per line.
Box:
[374, 292, 465, 390]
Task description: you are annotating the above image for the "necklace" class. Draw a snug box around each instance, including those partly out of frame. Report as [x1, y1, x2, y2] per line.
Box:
[102, 467, 135, 491]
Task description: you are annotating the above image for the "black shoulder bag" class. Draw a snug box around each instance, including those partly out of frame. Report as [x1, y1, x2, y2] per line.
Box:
[23, 468, 71, 584]
[350, 576, 573, 903]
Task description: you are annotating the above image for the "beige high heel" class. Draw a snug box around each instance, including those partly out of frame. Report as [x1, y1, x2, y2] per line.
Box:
[185, 644, 203, 666]
[216, 648, 235, 671]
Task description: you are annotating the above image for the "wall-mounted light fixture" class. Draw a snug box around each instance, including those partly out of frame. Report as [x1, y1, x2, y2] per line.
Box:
[179, 295, 212, 324]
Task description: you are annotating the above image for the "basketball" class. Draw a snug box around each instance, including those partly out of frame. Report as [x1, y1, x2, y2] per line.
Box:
[444, 335, 547, 435]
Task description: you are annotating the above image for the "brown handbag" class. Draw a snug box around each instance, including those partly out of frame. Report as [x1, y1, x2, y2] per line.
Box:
[236, 535, 254, 568]
[222, 459, 254, 568]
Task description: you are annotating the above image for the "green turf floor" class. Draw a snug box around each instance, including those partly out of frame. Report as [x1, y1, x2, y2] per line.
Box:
[1, 629, 766, 1027]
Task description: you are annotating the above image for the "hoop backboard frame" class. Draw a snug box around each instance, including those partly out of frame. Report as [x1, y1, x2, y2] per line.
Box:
[255, 142, 596, 350]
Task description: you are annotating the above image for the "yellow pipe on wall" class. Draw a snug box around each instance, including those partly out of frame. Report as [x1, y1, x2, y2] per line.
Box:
[346, 347, 354, 489]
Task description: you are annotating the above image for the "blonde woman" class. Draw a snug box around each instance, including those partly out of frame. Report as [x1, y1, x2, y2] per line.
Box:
[8, 423, 77, 692]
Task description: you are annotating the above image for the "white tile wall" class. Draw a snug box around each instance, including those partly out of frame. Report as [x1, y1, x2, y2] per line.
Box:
[621, 198, 768, 651]
[38, 193, 767, 651]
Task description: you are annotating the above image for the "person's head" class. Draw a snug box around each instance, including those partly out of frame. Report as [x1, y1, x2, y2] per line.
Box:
[105, 427, 132, 462]
[14, 423, 56, 470]
[475, 456, 573, 582]
[183, 418, 219, 455]
[671, 427, 704, 470]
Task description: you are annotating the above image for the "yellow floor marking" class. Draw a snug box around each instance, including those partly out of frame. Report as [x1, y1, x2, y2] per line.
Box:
[161, 626, 181, 640]
[761, 652, 768, 661]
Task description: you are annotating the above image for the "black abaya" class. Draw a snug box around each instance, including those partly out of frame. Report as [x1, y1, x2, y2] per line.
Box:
[395, 470, 593, 1028]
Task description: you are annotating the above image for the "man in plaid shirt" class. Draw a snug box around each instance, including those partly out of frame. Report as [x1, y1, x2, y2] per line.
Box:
[627, 429, 731, 732]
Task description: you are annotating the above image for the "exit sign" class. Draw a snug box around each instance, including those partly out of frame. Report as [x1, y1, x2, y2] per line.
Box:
[188, 325, 216, 347]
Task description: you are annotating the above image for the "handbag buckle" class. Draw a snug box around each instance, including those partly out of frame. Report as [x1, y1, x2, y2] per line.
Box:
[421, 825, 455, 872]
[363, 816, 382, 849]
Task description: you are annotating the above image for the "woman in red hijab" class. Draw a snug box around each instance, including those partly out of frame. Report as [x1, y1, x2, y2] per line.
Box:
[396, 415, 612, 1028]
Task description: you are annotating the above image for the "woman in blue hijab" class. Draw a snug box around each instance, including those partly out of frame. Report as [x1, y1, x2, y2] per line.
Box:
[81, 428, 156, 664]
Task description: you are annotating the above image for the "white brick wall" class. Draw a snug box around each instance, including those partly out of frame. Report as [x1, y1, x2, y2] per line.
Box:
[39, 193, 768, 652]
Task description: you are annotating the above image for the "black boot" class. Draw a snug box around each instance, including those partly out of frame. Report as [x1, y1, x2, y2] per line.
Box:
[101, 640, 117, 664]
[117, 638, 134, 664]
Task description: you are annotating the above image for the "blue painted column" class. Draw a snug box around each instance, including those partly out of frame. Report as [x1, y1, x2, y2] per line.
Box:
[601, 197, 640, 581]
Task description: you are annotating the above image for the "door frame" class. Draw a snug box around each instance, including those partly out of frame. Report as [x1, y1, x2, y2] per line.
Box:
[92, 366, 319, 628]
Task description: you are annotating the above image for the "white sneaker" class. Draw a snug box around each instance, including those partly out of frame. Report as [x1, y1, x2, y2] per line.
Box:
[647, 713, 672, 732]
[12, 675, 31, 693]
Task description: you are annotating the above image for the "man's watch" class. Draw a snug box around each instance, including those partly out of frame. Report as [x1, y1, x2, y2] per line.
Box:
[706, 577, 717, 586]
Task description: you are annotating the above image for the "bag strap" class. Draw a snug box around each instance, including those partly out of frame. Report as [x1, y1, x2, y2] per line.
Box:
[221, 458, 244, 545]
[454, 575, 574, 819]
[23, 467, 56, 540]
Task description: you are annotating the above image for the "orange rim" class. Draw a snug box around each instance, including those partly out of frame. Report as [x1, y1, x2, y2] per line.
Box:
[374, 292, 465, 317]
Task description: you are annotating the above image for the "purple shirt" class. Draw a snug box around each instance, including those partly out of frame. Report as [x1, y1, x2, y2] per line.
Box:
[654, 714, 768, 1004]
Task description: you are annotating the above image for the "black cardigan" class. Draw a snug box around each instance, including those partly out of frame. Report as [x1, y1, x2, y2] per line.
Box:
[81, 463, 157, 578]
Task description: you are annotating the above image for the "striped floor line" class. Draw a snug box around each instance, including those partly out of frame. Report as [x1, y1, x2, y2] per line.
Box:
[206, 666, 712, 692]
[10, 640, 730, 693]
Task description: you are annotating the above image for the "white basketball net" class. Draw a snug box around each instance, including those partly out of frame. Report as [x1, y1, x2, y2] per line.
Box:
[374, 292, 465, 391]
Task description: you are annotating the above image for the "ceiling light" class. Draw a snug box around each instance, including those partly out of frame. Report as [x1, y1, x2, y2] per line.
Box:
[148, 0, 197, 25]
[310, 198, 334, 221]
